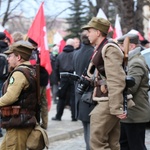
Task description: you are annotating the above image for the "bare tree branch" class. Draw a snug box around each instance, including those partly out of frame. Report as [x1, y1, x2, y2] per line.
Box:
[2, 0, 26, 26]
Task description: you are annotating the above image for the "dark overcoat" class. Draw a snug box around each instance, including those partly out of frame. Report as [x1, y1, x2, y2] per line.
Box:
[73, 44, 95, 122]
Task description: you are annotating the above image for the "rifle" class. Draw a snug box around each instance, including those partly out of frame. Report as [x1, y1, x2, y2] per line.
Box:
[123, 37, 135, 114]
[35, 49, 41, 123]
[123, 36, 130, 114]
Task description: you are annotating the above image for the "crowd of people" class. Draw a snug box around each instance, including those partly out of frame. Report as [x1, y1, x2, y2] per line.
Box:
[49, 21, 149, 150]
[49, 18, 150, 150]
[0, 15, 150, 150]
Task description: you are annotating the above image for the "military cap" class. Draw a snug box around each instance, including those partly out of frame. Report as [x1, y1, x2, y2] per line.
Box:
[117, 34, 139, 44]
[4, 40, 35, 60]
[82, 17, 110, 34]
[0, 32, 6, 40]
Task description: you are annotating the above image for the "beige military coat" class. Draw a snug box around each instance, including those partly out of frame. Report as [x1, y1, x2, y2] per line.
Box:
[88, 43, 126, 115]
[0, 61, 30, 107]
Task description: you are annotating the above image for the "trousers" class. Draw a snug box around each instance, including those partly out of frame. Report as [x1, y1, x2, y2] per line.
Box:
[120, 122, 147, 150]
[40, 86, 48, 129]
[90, 101, 120, 150]
[56, 77, 75, 120]
[82, 121, 90, 150]
[0, 127, 33, 150]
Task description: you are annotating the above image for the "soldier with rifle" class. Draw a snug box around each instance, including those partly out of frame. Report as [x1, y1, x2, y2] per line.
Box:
[118, 34, 150, 150]
[82, 17, 127, 150]
[122, 36, 135, 113]
[0, 40, 37, 150]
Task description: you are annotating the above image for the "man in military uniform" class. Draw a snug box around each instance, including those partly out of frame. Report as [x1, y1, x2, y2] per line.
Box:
[118, 34, 150, 150]
[82, 17, 127, 150]
[0, 40, 37, 150]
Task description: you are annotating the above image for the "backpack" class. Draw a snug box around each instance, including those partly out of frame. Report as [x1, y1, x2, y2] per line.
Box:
[0, 53, 8, 79]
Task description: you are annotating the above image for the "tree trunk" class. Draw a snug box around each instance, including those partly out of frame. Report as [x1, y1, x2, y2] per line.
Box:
[120, 0, 134, 33]
[134, 0, 144, 36]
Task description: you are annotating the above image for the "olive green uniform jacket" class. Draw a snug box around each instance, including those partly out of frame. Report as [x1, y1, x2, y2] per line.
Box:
[121, 47, 150, 123]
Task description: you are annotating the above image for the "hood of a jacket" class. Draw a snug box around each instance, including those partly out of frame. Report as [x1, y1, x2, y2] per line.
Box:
[63, 45, 74, 52]
[0, 41, 8, 53]
[50, 53, 58, 61]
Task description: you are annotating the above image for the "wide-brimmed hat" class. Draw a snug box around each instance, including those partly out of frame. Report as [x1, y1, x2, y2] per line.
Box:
[4, 40, 34, 60]
[82, 17, 110, 34]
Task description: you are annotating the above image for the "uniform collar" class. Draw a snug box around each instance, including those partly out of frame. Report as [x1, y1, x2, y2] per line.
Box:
[128, 47, 141, 60]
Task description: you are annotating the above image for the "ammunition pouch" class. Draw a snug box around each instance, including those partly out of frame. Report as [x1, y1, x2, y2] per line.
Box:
[1, 106, 12, 117]
[1, 106, 21, 117]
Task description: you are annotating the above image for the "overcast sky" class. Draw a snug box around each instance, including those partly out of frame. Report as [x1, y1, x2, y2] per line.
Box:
[31, 0, 96, 18]
[22, 0, 73, 18]
[0, 0, 96, 19]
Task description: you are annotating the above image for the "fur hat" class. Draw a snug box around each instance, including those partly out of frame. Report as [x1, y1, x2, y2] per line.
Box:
[4, 40, 34, 60]
[82, 17, 110, 34]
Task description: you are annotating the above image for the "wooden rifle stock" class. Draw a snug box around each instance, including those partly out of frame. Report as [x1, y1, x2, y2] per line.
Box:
[35, 50, 41, 123]
[36, 64, 40, 104]
[123, 37, 130, 114]
[123, 37, 130, 72]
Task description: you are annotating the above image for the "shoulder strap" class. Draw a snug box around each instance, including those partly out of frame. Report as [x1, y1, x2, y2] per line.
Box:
[101, 42, 124, 59]
[12, 65, 36, 91]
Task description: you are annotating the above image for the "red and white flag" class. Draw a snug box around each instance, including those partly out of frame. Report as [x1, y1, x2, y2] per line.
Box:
[0, 24, 13, 44]
[27, 2, 52, 75]
[59, 39, 66, 53]
[27, 2, 52, 110]
[53, 32, 63, 45]
[96, 8, 113, 32]
[46, 80, 52, 111]
[113, 14, 122, 39]
[53, 32, 66, 53]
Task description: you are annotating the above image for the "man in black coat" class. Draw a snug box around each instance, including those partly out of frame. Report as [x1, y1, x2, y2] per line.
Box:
[52, 38, 76, 121]
[73, 31, 95, 150]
